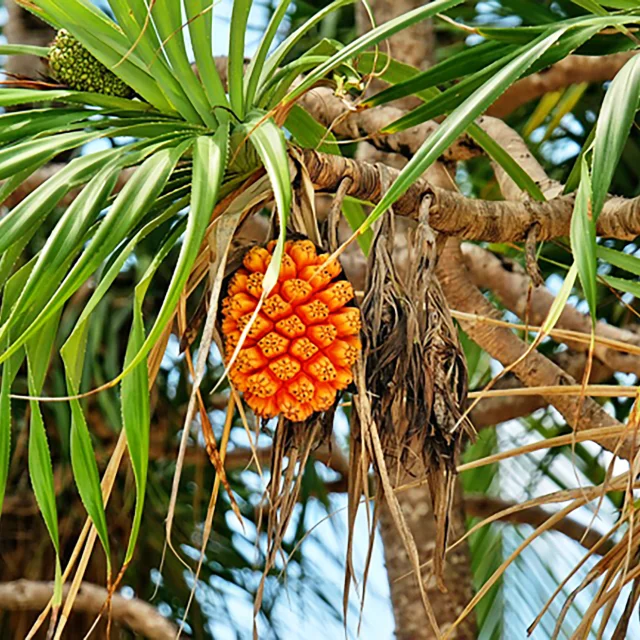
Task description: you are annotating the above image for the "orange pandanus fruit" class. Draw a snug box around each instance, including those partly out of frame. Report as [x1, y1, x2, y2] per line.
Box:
[221, 239, 361, 422]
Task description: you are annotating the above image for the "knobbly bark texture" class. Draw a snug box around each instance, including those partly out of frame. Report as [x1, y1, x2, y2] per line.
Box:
[299, 86, 482, 165]
[12, 149, 640, 242]
[302, 148, 640, 241]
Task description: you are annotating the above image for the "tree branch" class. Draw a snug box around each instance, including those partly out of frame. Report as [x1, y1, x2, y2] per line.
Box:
[0, 580, 177, 639]
[302, 149, 640, 242]
[299, 86, 482, 164]
[488, 51, 639, 118]
[469, 351, 612, 429]
[461, 243, 640, 376]
[7, 105, 640, 244]
[464, 495, 616, 555]
[437, 239, 634, 460]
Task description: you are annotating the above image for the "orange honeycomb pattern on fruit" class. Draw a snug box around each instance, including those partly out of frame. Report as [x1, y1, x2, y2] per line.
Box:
[221, 240, 361, 422]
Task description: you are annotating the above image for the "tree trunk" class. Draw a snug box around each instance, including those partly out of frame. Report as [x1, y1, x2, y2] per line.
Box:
[356, 0, 435, 72]
[356, 2, 477, 638]
[379, 483, 476, 639]
[4, 0, 54, 77]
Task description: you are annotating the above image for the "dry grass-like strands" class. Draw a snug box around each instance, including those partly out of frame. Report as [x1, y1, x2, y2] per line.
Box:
[344, 192, 472, 636]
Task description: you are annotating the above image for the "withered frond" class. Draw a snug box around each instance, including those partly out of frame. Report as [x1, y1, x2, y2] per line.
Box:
[350, 195, 473, 600]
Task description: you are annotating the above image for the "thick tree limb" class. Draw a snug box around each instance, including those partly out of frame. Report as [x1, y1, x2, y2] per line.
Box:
[299, 88, 563, 199]
[7, 129, 640, 244]
[436, 239, 635, 460]
[0, 580, 177, 639]
[302, 149, 640, 242]
[472, 116, 562, 201]
[299, 86, 482, 164]
[461, 243, 640, 377]
[488, 51, 639, 118]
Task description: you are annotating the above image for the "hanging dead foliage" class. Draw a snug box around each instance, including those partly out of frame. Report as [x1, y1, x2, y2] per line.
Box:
[346, 191, 473, 621]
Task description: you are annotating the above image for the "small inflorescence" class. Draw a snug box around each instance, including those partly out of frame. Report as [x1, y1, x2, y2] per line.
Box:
[221, 240, 361, 422]
[49, 30, 134, 98]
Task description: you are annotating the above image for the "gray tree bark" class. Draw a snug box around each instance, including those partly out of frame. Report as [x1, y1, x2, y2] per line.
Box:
[379, 481, 476, 639]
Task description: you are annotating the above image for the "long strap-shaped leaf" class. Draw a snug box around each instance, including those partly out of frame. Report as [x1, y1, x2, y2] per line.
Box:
[229, 0, 252, 118]
[596, 246, 640, 278]
[21, 0, 173, 112]
[61, 323, 113, 576]
[571, 157, 598, 321]
[245, 115, 292, 292]
[0, 108, 93, 146]
[284, 0, 464, 104]
[106, 0, 198, 119]
[0, 88, 157, 112]
[258, 0, 354, 100]
[569, 51, 640, 324]
[0, 137, 189, 340]
[244, 0, 293, 108]
[0, 43, 50, 56]
[120, 283, 150, 566]
[152, 0, 217, 127]
[0, 357, 18, 518]
[2, 164, 121, 366]
[117, 127, 229, 377]
[352, 52, 546, 201]
[0, 148, 120, 256]
[121, 219, 187, 566]
[186, 0, 230, 111]
[51, 169, 133, 576]
[0, 143, 190, 366]
[0, 130, 101, 181]
[0, 261, 35, 518]
[365, 14, 636, 113]
[26, 308, 64, 608]
[383, 22, 608, 132]
[55, 209, 188, 508]
[349, 29, 566, 237]
[363, 40, 515, 108]
[591, 53, 640, 220]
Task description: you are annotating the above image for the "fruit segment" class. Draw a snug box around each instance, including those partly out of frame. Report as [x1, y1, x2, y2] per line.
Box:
[221, 240, 361, 422]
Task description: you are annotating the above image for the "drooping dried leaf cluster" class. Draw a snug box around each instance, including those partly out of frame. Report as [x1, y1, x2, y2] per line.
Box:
[342, 195, 473, 621]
